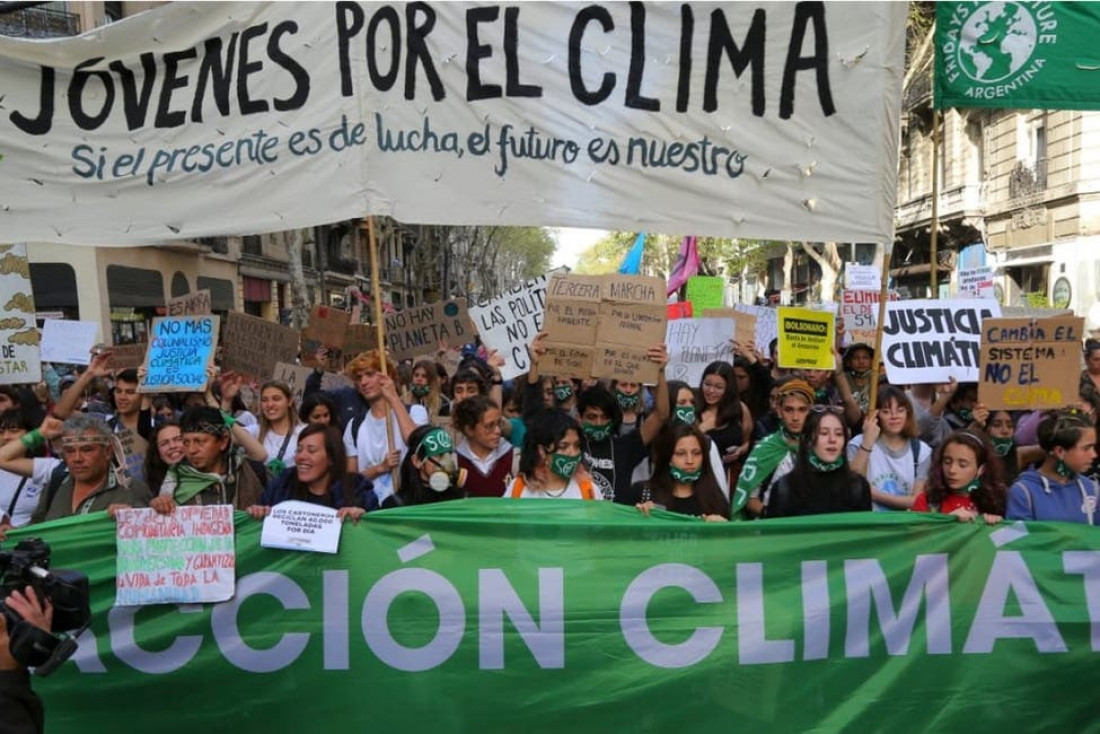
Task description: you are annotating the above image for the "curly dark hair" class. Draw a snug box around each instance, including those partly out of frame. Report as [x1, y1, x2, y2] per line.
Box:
[925, 431, 1007, 516]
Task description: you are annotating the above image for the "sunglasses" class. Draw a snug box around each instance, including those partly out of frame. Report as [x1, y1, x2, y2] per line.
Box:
[811, 405, 844, 415]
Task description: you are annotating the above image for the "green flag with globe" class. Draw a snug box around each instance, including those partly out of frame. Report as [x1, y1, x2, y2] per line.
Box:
[935, 1, 1100, 110]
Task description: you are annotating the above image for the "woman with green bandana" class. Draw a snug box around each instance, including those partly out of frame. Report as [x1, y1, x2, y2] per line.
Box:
[623, 423, 729, 521]
[739, 379, 815, 518]
[918, 379, 979, 449]
[406, 359, 449, 425]
[610, 379, 645, 434]
[766, 407, 872, 518]
[505, 409, 599, 500]
[972, 407, 1044, 485]
[912, 431, 1005, 523]
[847, 385, 932, 512]
[392, 425, 468, 506]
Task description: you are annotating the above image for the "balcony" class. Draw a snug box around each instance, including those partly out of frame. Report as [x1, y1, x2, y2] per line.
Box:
[0, 6, 80, 38]
[1008, 159, 1047, 200]
[895, 182, 986, 231]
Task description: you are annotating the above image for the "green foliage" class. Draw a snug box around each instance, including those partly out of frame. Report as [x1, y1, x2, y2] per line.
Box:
[497, 227, 556, 279]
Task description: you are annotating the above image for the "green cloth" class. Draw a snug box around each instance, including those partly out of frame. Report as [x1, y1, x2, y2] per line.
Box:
[733, 431, 797, 512]
[164, 463, 225, 505]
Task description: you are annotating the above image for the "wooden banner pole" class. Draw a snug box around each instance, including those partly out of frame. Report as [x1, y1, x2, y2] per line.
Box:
[868, 245, 893, 412]
[363, 217, 398, 488]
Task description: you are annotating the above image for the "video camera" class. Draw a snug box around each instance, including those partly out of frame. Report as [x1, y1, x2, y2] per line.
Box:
[0, 538, 91, 676]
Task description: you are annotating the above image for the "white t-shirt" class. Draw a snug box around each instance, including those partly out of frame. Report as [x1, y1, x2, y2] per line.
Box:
[847, 434, 932, 512]
[503, 475, 604, 500]
[343, 405, 430, 502]
[246, 423, 305, 468]
[0, 467, 44, 527]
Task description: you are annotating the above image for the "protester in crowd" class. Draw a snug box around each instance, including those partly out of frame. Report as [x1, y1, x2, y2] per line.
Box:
[505, 409, 599, 500]
[651, 380, 729, 498]
[977, 408, 1043, 484]
[150, 406, 263, 513]
[803, 356, 863, 429]
[919, 379, 979, 448]
[731, 340, 773, 423]
[338, 350, 429, 505]
[248, 424, 375, 521]
[913, 431, 1005, 524]
[622, 423, 730, 521]
[766, 407, 872, 518]
[299, 392, 342, 431]
[54, 353, 154, 440]
[151, 396, 177, 426]
[0, 386, 44, 436]
[0, 414, 147, 524]
[550, 377, 579, 414]
[696, 361, 753, 486]
[1007, 410, 1099, 524]
[246, 381, 304, 474]
[1080, 338, 1100, 404]
[392, 425, 466, 505]
[753, 377, 790, 440]
[0, 410, 44, 530]
[739, 379, 815, 518]
[500, 382, 526, 449]
[847, 386, 932, 511]
[453, 395, 514, 498]
[841, 342, 875, 414]
[610, 379, 645, 435]
[144, 421, 184, 497]
[407, 358, 450, 423]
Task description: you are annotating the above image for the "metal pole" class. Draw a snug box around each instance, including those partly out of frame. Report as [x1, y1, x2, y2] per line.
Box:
[929, 109, 941, 298]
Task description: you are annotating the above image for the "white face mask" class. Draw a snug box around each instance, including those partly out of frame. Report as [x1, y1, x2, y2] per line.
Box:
[426, 453, 465, 492]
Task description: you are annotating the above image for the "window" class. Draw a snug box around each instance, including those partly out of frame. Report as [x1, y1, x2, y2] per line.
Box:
[242, 235, 263, 256]
[966, 119, 984, 184]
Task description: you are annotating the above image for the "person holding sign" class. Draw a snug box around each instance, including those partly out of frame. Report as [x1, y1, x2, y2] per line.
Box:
[453, 396, 514, 499]
[245, 381, 304, 476]
[739, 379, 816, 518]
[53, 354, 154, 440]
[765, 407, 872, 518]
[840, 343, 875, 415]
[248, 424, 375, 522]
[696, 362, 753, 486]
[406, 359, 450, 424]
[919, 380, 980, 449]
[847, 386, 932, 512]
[610, 380, 645, 434]
[0, 410, 44, 530]
[1007, 411, 1100, 525]
[912, 431, 1005, 524]
[393, 426, 467, 506]
[622, 424, 729, 521]
[505, 410, 599, 501]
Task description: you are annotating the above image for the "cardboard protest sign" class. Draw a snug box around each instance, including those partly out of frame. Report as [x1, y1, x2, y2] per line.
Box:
[777, 307, 835, 370]
[667, 302, 693, 320]
[343, 324, 377, 360]
[305, 306, 352, 349]
[704, 309, 758, 347]
[845, 263, 881, 291]
[469, 273, 549, 381]
[881, 299, 1001, 384]
[685, 276, 725, 313]
[115, 505, 235, 606]
[108, 342, 148, 371]
[41, 319, 99, 365]
[384, 299, 476, 363]
[0, 243, 41, 384]
[958, 266, 994, 299]
[117, 428, 148, 485]
[541, 344, 594, 381]
[545, 274, 665, 382]
[222, 312, 300, 380]
[734, 304, 779, 353]
[167, 289, 212, 316]
[139, 315, 219, 393]
[979, 317, 1084, 410]
[666, 318, 736, 385]
[273, 361, 312, 408]
[261, 501, 342, 554]
[840, 290, 900, 347]
[300, 330, 343, 372]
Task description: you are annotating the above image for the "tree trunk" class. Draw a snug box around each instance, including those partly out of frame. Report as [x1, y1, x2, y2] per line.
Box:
[286, 228, 310, 329]
[782, 242, 794, 305]
[800, 241, 841, 303]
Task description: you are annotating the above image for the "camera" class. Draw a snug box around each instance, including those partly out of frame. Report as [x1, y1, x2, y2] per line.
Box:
[1, 538, 91, 675]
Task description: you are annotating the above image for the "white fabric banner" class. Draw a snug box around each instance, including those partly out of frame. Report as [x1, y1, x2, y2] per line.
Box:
[0, 2, 905, 245]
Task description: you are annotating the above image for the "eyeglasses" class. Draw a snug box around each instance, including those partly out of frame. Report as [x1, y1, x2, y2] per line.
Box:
[811, 405, 843, 415]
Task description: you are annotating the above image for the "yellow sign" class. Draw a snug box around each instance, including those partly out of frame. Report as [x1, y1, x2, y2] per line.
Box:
[776, 307, 835, 370]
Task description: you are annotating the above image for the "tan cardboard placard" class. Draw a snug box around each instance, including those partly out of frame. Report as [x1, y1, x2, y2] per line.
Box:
[542, 343, 594, 381]
[305, 306, 352, 349]
[222, 312, 300, 380]
[979, 316, 1083, 410]
[384, 299, 477, 362]
[544, 273, 602, 345]
[108, 342, 148, 371]
[273, 361, 312, 408]
[343, 324, 377, 360]
[300, 330, 344, 371]
[167, 289, 212, 316]
[592, 343, 659, 383]
[595, 302, 666, 346]
[702, 309, 758, 345]
[118, 428, 148, 484]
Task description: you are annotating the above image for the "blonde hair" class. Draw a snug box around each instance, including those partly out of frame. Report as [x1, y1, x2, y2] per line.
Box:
[345, 349, 398, 381]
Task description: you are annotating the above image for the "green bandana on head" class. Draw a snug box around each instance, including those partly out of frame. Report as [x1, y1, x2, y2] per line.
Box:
[583, 422, 613, 443]
[673, 405, 696, 425]
[616, 391, 640, 410]
[417, 428, 454, 459]
[992, 437, 1014, 457]
[550, 452, 581, 480]
[809, 453, 844, 472]
[669, 466, 702, 483]
[411, 384, 430, 398]
[553, 384, 574, 402]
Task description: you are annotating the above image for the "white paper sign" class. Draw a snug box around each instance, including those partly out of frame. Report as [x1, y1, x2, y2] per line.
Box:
[40, 319, 99, 365]
[0, 2, 905, 245]
[0, 243, 41, 384]
[665, 318, 736, 385]
[470, 273, 551, 381]
[845, 263, 881, 291]
[958, 266, 994, 299]
[261, 501, 342, 554]
[881, 299, 1001, 384]
[733, 304, 779, 353]
[115, 505, 235, 606]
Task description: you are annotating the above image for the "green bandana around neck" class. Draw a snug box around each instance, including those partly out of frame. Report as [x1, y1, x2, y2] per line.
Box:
[781, 426, 801, 443]
[549, 452, 581, 480]
[673, 405, 696, 425]
[1055, 457, 1075, 479]
[616, 391, 640, 410]
[411, 384, 430, 398]
[962, 477, 982, 494]
[809, 453, 844, 472]
[583, 422, 613, 443]
[992, 437, 1014, 457]
[669, 466, 702, 483]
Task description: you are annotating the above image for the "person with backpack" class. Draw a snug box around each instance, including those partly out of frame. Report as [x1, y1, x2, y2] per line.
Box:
[847, 385, 932, 511]
[621, 423, 730, 521]
[504, 409, 600, 500]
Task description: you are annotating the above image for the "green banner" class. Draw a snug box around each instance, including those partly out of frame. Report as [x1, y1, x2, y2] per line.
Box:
[7, 502, 1099, 731]
[935, 2, 1100, 110]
